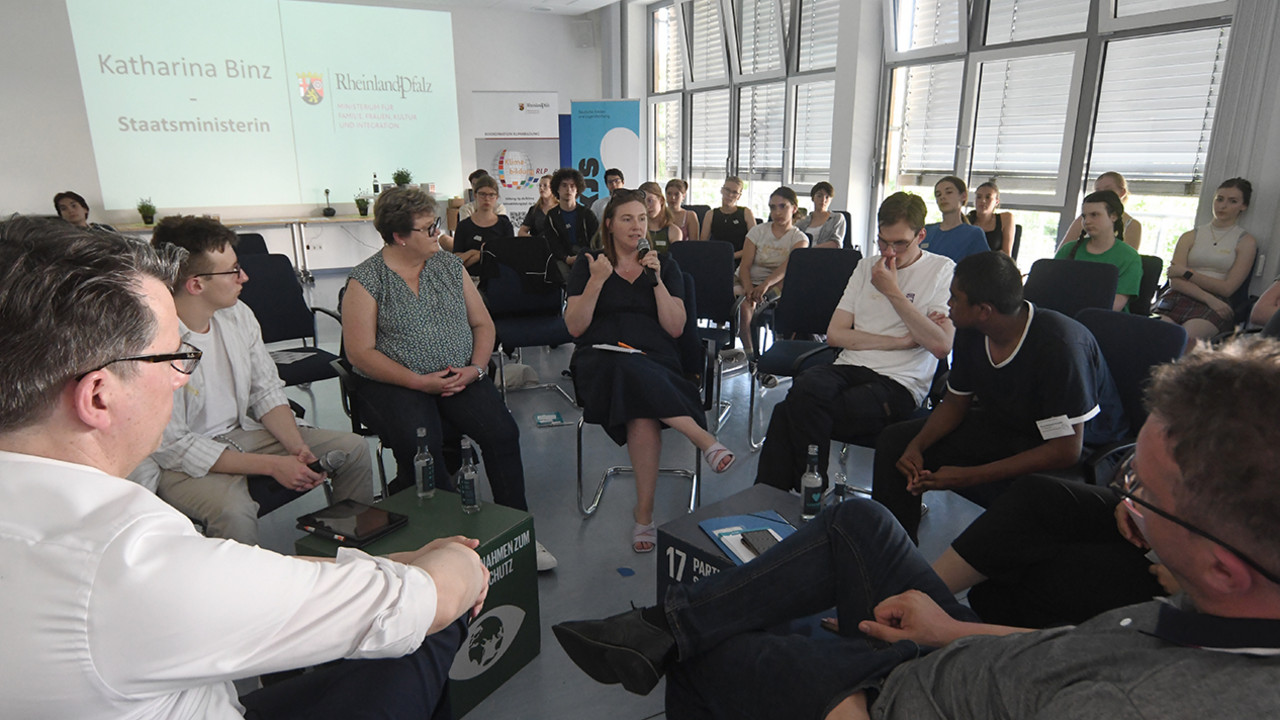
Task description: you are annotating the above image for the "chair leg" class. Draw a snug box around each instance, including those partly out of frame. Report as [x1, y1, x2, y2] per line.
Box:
[576, 417, 702, 517]
[747, 372, 764, 451]
[496, 348, 576, 408]
[375, 439, 390, 501]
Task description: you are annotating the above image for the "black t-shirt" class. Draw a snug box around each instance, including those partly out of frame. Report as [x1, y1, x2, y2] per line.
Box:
[947, 303, 1127, 446]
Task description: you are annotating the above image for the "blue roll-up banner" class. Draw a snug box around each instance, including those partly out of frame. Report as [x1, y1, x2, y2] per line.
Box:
[570, 100, 641, 210]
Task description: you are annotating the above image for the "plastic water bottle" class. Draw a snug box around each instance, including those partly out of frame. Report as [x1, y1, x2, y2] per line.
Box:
[831, 469, 848, 504]
[458, 438, 480, 514]
[414, 427, 434, 500]
[801, 444, 823, 521]
[372, 172, 380, 194]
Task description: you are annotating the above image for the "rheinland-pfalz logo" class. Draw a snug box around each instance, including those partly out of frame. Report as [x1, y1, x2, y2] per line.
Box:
[297, 72, 323, 105]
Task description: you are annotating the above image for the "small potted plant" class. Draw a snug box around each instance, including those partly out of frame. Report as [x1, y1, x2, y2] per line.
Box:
[137, 198, 157, 225]
[392, 168, 413, 187]
[355, 196, 370, 217]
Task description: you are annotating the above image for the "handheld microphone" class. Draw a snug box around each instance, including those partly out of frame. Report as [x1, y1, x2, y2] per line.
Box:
[307, 450, 348, 475]
[636, 236, 658, 286]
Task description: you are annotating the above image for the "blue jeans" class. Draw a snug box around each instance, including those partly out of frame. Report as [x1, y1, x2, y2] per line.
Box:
[354, 375, 528, 511]
[663, 500, 978, 720]
[241, 618, 464, 720]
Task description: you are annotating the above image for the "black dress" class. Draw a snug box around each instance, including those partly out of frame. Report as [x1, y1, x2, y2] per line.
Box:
[567, 252, 706, 445]
[967, 210, 1005, 252]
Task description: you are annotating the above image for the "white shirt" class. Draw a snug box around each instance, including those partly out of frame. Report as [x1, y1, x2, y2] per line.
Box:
[184, 321, 238, 437]
[834, 251, 955, 405]
[0, 451, 436, 719]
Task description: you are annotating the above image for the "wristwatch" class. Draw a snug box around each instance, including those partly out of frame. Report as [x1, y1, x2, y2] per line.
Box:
[472, 364, 487, 381]
[1183, 270, 1194, 280]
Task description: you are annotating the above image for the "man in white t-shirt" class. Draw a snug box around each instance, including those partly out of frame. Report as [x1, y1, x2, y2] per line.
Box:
[130, 216, 375, 545]
[756, 193, 955, 492]
[0, 217, 487, 718]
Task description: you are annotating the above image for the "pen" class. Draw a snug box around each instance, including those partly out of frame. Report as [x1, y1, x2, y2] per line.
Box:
[618, 342, 644, 353]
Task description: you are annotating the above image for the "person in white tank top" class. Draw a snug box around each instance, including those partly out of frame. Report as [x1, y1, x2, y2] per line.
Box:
[1154, 177, 1258, 345]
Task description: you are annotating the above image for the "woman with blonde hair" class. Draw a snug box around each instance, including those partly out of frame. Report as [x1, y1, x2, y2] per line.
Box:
[518, 174, 558, 238]
[700, 176, 756, 259]
[966, 181, 1015, 255]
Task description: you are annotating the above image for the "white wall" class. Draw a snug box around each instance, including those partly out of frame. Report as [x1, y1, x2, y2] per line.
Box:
[0, 1, 602, 271]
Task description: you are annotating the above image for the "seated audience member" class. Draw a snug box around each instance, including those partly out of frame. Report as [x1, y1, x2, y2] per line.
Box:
[966, 181, 1014, 254]
[53, 190, 115, 232]
[920, 176, 989, 262]
[871, 252, 1127, 542]
[931, 473, 1172, 629]
[641, 181, 683, 253]
[447, 173, 513, 281]
[553, 338, 1280, 719]
[795, 181, 847, 249]
[130, 216, 374, 546]
[456, 168, 508, 221]
[1154, 177, 1258, 344]
[700, 176, 755, 259]
[756, 192, 954, 492]
[342, 188, 556, 571]
[1059, 171, 1143, 252]
[565, 190, 734, 554]
[592, 168, 626, 226]
[542, 167, 600, 285]
[1250, 275, 1280, 328]
[664, 178, 701, 247]
[1053, 190, 1142, 312]
[0, 216, 488, 718]
[738, 186, 809, 355]
[518, 174, 558, 238]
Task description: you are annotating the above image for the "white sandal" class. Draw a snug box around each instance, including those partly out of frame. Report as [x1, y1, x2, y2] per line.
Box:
[632, 522, 657, 553]
[703, 442, 735, 473]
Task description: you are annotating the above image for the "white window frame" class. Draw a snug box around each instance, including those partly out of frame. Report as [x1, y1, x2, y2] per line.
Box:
[882, 0, 969, 63]
[1099, 0, 1235, 33]
[957, 39, 1090, 208]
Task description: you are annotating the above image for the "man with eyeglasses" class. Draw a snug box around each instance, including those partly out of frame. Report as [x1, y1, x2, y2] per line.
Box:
[755, 192, 955, 493]
[554, 337, 1280, 718]
[129, 215, 375, 546]
[0, 216, 488, 718]
[591, 167, 625, 226]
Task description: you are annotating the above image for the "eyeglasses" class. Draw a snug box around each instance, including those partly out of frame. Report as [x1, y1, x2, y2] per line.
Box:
[877, 236, 914, 253]
[411, 218, 441, 237]
[196, 264, 243, 278]
[76, 341, 203, 380]
[720, 187, 741, 197]
[1110, 453, 1280, 586]
[476, 191, 499, 199]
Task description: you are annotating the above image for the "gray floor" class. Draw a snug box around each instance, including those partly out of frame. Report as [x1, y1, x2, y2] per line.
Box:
[261, 269, 983, 720]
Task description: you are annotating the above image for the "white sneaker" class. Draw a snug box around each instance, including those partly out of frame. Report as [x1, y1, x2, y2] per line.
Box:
[536, 541, 558, 572]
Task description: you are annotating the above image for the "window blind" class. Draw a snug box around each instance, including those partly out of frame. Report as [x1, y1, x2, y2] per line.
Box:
[653, 99, 683, 180]
[793, 80, 836, 182]
[691, 89, 732, 178]
[1116, 0, 1221, 17]
[1088, 26, 1230, 184]
[985, 0, 1089, 45]
[737, 0, 784, 75]
[652, 6, 685, 93]
[688, 0, 728, 82]
[896, 61, 964, 176]
[738, 82, 787, 179]
[895, 0, 962, 54]
[970, 52, 1076, 189]
[797, 0, 841, 71]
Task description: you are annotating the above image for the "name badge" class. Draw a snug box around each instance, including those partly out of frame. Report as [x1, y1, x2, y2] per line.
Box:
[1036, 415, 1074, 440]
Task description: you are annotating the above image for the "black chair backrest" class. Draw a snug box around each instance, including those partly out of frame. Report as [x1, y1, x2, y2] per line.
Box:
[1229, 256, 1259, 326]
[682, 204, 712, 228]
[237, 253, 316, 344]
[1263, 307, 1280, 338]
[236, 232, 269, 255]
[1129, 255, 1164, 316]
[486, 261, 562, 319]
[1023, 258, 1118, 318]
[668, 240, 736, 325]
[773, 248, 862, 338]
[1011, 224, 1023, 261]
[1076, 308, 1186, 438]
[834, 210, 853, 250]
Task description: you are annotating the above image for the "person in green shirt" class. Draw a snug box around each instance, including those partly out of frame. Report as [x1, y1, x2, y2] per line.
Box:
[1054, 190, 1142, 312]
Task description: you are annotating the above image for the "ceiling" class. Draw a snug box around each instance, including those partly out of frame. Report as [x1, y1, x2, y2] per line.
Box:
[408, 0, 621, 15]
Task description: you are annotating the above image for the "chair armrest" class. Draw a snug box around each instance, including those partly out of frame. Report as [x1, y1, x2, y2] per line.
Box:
[312, 306, 342, 324]
[747, 294, 783, 362]
[790, 344, 839, 373]
[1081, 441, 1135, 485]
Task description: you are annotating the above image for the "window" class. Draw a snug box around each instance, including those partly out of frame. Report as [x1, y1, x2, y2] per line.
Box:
[797, 0, 841, 71]
[1115, 0, 1228, 17]
[886, 61, 964, 186]
[793, 80, 836, 183]
[652, 99, 682, 181]
[690, 89, 731, 179]
[653, 5, 685, 93]
[687, 0, 728, 83]
[737, 83, 786, 181]
[887, 0, 965, 58]
[985, 0, 1090, 45]
[1088, 27, 1229, 185]
[736, 0, 784, 76]
[969, 50, 1081, 198]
